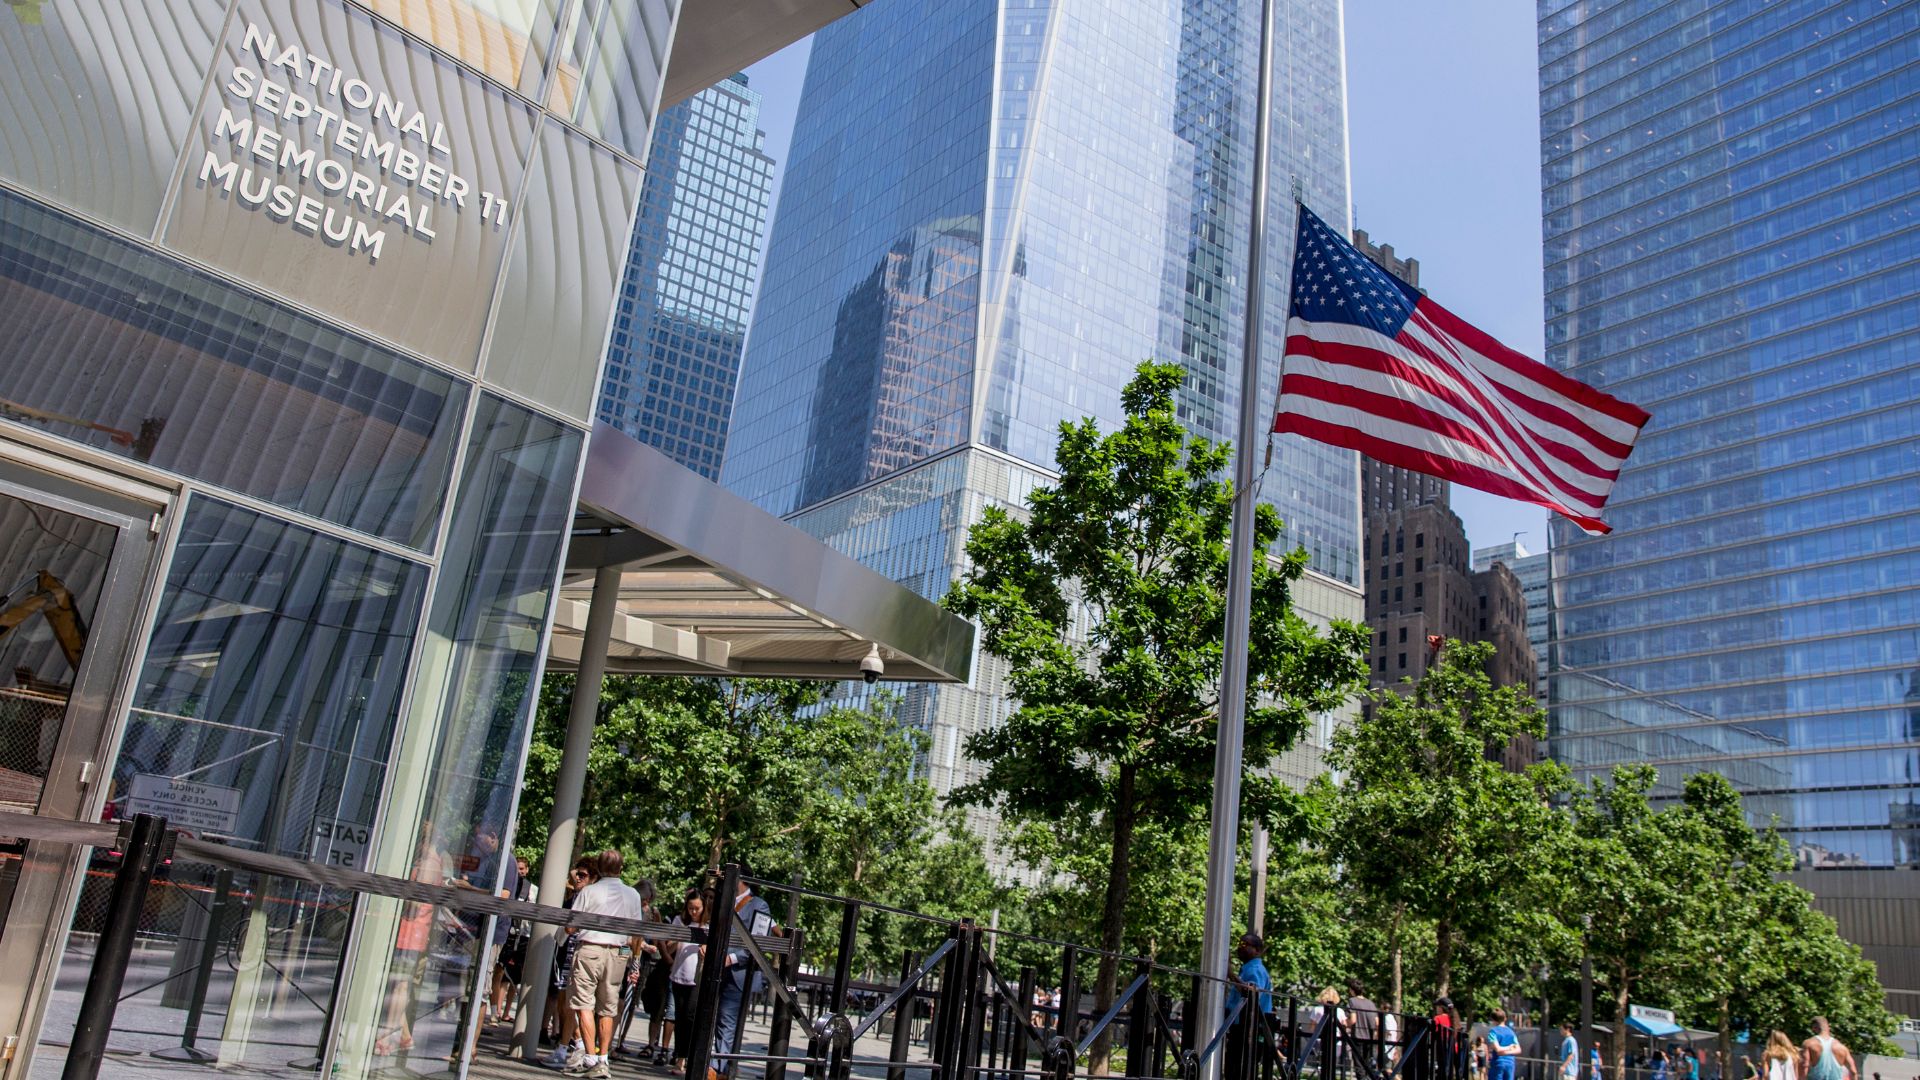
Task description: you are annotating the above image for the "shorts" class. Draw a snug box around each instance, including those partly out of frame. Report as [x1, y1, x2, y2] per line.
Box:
[569, 943, 626, 1017]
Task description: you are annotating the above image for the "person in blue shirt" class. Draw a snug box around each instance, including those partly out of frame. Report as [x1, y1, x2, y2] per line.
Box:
[1558, 1022, 1580, 1080]
[1223, 933, 1273, 1080]
[1486, 1008, 1521, 1080]
[1589, 1044, 1604, 1080]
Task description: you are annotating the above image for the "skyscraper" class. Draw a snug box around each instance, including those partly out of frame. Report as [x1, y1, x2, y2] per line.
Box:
[725, 0, 1360, 818]
[1473, 538, 1550, 706]
[599, 74, 775, 479]
[1540, 0, 1920, 910]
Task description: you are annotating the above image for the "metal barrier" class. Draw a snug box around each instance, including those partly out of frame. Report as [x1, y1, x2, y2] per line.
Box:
[5, 810, 1502, 1080]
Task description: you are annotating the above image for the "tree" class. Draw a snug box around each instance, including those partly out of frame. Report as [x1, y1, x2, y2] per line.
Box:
[1571, 765, 1716, 1080]
[516, 675, 1016, 970]
[1326, 639, 1573, 1010]
[1670, 773, 1899, 1057]
[943, 362, 1369, 1070]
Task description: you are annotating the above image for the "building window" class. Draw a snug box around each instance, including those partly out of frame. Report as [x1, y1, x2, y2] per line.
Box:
[1479, 618, 1488, 633]
[1416, 533, 1424, 548]
[1396, 532, 1404, 553]
[1415, 582, 1424, 598]
[1394, 587, 1403, 602]
[1398, 653, 1407, 669]
[1396, 563, 1404, 577]
[1415, 557, 1424, 572]
[1398, 627, 1407, 643]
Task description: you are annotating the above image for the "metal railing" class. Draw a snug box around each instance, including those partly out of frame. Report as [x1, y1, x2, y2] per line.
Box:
[5, 810, 1531, 1080]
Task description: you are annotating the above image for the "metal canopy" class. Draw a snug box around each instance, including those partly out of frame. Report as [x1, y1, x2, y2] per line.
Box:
[662, 0, 870, 107]
[552, 423, 973, 683]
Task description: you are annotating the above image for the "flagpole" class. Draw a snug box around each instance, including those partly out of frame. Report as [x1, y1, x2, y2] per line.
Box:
[1196, 0, 1278, 1072]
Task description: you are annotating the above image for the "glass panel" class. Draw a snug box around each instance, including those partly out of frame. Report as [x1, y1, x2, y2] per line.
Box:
[0, 490, 119, 962]
[108, 496, 429, 859]
[352, 0, 568, 96]
[557, 0, 678, 162]
[0, 0, 226, 235]
[30, 858, 354, 1080]
[0, 493, 117, 815]
[0, 189, 469, 549]
[162, 0, 540, 370]
[332, 392, 581, 1079]
[482, 121, 642, 420]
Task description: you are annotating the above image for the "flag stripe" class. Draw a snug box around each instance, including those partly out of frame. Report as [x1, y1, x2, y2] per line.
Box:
[1277, 375, 1609, 513]
[1418, 299, 1651, 430]
[1272, 409, 1613, 533]
[1390, 316, 1630, 489]
[1402, 308, 1642, 458]
[1278, 358, 1613, 506]
[1289, 325, 1625, 490]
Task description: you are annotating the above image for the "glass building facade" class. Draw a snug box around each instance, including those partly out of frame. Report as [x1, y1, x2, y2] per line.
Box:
[598, 74, 776, 478]
[723, 0, 1362, 829]
[0, 0, 673, 1077]
[1539, 0, 1920, 869]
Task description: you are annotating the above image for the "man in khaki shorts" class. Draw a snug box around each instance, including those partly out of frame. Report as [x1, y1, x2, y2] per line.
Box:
[566, 851, 647, 1079]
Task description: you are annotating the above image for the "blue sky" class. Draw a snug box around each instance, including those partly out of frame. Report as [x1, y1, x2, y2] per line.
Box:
[740, 3, 1551, 555]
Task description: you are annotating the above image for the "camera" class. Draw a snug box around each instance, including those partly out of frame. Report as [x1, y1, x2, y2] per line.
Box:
[859, 645, 885, 684]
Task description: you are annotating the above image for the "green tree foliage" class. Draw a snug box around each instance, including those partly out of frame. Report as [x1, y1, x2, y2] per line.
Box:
[1570, 767, 1900, 1076]
[943, 361, 1369, 1069]
[1326, 639, 1572, 1009]
[515, 674, 1012, 973]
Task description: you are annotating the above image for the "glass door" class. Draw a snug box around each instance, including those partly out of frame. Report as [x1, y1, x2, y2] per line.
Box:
[0, 461, 163, 1073]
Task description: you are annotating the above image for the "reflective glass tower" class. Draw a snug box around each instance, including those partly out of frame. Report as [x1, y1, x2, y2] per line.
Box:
[1539, 0, 1920, 869]
[724, 0, 1360, 819]
[599, 74, 775, 479]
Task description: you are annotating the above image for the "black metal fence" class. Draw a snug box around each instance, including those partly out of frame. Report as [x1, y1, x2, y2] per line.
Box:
[7, 813, 1526, 1080]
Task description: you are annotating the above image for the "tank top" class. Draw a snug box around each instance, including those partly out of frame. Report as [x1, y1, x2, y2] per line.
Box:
[1806, 1037, 1843, 1080]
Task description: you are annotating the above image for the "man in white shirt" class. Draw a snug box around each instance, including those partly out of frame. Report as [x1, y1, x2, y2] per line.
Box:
[567, 850, 647, 1079]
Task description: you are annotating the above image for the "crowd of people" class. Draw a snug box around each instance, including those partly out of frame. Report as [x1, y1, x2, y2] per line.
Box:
[473, 850, 768, 1080]
[1220, 937, 1872, 1080]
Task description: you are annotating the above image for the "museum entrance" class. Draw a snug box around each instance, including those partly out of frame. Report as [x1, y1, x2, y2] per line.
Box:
[0, 450, 166, 1075]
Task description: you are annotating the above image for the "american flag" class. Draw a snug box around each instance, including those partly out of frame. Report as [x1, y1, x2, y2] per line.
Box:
[1272, 205, 1649, 534]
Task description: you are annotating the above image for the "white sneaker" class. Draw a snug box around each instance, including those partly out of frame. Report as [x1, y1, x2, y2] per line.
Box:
[566, 1054, 600, 1075]
[542, 1043, 575, 1069]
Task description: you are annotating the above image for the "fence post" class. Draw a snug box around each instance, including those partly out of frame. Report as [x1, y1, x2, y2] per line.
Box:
[1184, 976, 1201, 1056]
[934, 922, 971, 1080]
[830, 902, 860, 1014]
[767, 927, 803, 1080]
[1322, 1008, 1337, 1080]
[1013, 965, 1037, 1078]
[64, 814, 170, 1080]
[888, 949, 920, 1080]
[686, 863, 741, 1080]
[1126, 960, 1153, 1078]
[963, 926, 989, 1073]
[1057, 946, 1078, 1040]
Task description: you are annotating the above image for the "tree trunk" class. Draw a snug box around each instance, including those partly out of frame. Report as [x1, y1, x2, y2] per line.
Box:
[1390, 902, 1405, 1014]
[1434, 916, 1454, 998]
[1717, 995, 1731, 1080]
[1088, 765, 1137, 1076]
[1611, 969, 1631, 1080]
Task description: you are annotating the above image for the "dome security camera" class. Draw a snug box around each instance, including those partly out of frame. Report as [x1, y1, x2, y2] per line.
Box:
[859, 645, 884, 684]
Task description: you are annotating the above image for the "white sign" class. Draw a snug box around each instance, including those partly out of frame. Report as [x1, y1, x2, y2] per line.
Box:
[193, 20, 510, 264]
[1630, 1004, 1676, 1027]
[310, 817, 371, 869]
[126, 774, 242, 834]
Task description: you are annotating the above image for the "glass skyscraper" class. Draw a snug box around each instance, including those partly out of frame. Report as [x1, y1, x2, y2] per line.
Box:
[1539, 0, 1920, 870]
[599, 74, 775, 479]
[724, 0, 1361, 819]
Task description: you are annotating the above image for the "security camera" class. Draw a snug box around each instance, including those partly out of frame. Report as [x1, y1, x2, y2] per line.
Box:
[859, 645, 885, 684]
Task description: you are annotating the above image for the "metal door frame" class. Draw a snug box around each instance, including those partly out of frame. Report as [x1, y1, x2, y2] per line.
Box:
[0, 443, 177, 1079]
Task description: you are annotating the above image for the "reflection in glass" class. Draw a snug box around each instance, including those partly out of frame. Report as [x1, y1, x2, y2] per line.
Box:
[32, 860, 354, 1080]
[333, 393, 581, 1080]
[483, 121, 642, 420]
[110, 497, 429, 859]
[353, 0, 567, 96]
[0, 0, 226, 234]
[0, 190, 469, 549]
[547, 0, 677, 161]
